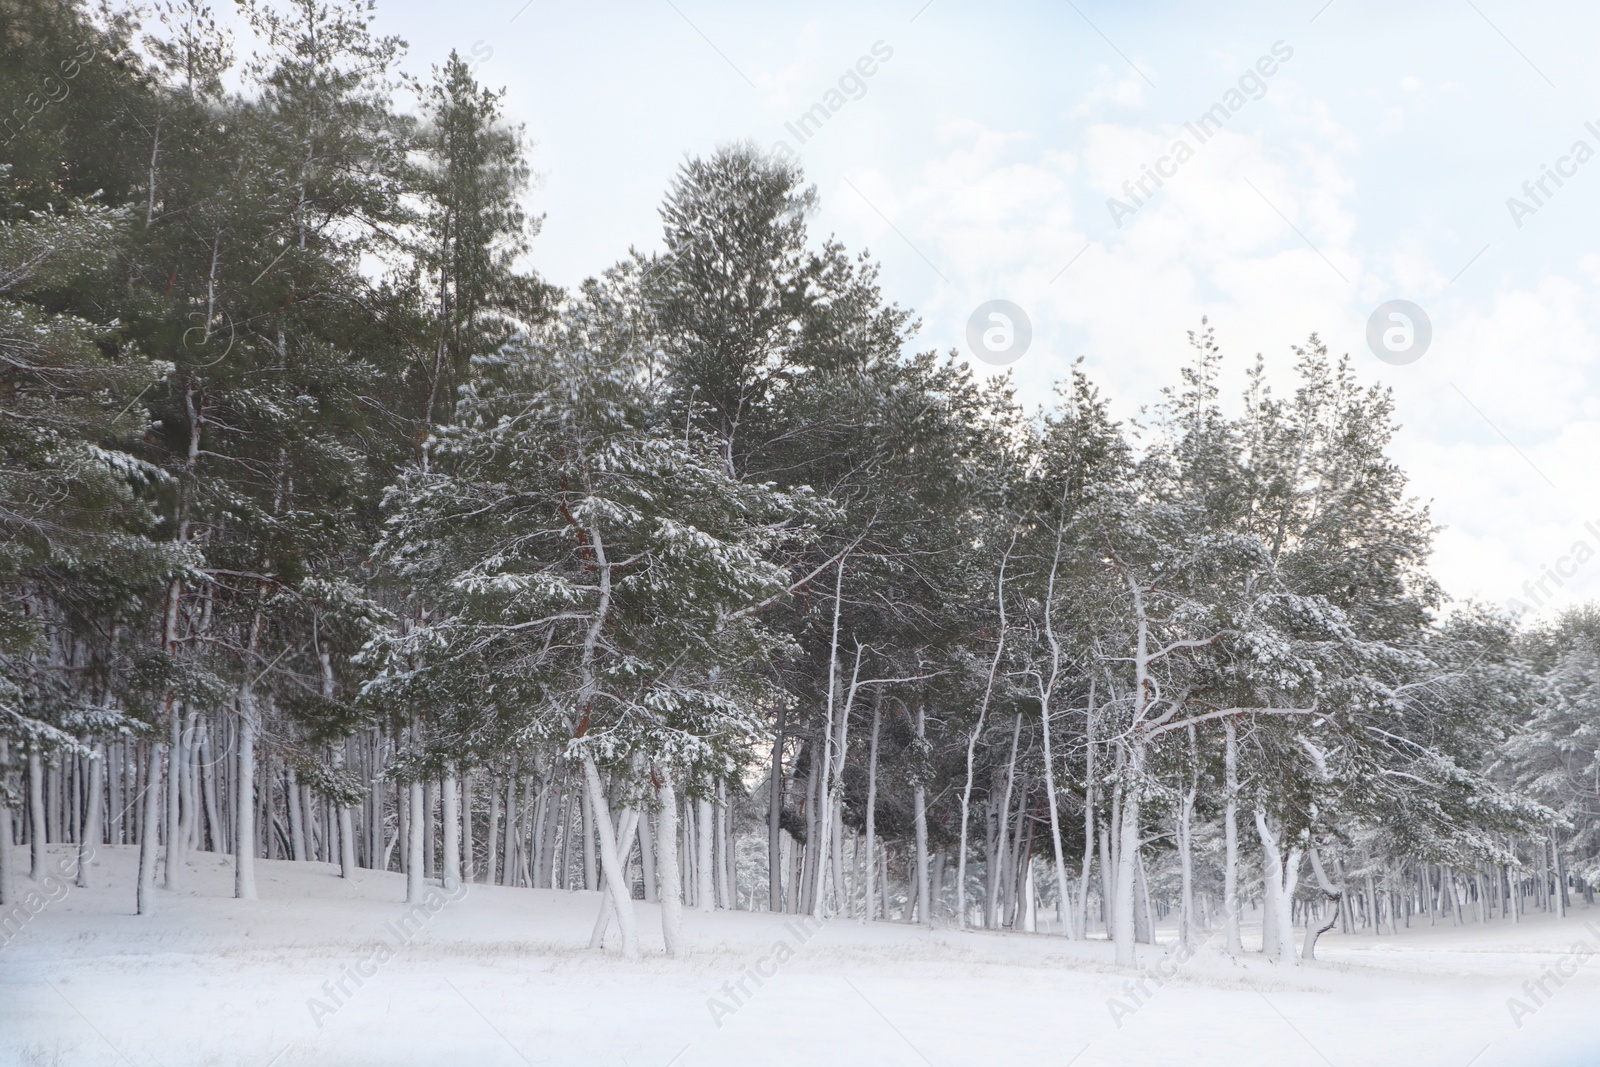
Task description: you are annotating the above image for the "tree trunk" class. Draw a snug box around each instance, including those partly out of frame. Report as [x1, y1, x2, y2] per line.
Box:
[1254, 807, 1301, 968]
[201, 727, 223, 854]
[1039, 695, 1074, 939]
[581, 775, 597, 892]
[0, 740, 15, 905]
[76, 745, 103, 888]
[136, 741, 163, 915]
[581, 755, 637, 957]
[638, 809, 657, 902]
[287, 764, 307, 862]
[163, 703, 185, 889]
[461, 773, 475, 884]
[1112, 744, 1143, 966]
[1177, 788, 1195, 949]
[654, 765, 685, 957]
[864, 700, 889, 921]
[406, 778, 425, 904]
[500, 769, 518, 887]
[1222, 719, 1243, 956]
[234, 691, 258, 901]
[768, 703, 786, 912]
[714, 780, 732, 910]
[442, 768, 461, 891]
[1303, 849, 1343, 961]
[911, 704, 930, 926]
[28, 744, 46, 879]
[485, 776, 501, 885]
[986, 713, 1023, 928]
[696, 794, 715, 913]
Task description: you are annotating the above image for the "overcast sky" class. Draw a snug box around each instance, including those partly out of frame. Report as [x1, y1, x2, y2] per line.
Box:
[347, 0, 1600, 619]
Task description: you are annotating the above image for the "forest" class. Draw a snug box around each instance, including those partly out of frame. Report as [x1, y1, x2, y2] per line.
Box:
[3, 0, 1597, 980]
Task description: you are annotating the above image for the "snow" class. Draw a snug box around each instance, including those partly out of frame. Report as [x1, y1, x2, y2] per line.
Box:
[4, 846, 1598, 1067]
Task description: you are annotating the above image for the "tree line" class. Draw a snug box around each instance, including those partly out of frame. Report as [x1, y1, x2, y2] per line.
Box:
[2, 0, 1595, 967]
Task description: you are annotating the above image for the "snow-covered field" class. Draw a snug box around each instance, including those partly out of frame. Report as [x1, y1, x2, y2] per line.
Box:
[3, 846, 1598, 1067]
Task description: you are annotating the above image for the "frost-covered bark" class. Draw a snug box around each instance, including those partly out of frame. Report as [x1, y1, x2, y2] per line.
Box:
[655, 767, 685, 956]
[695, 794, 714, 914]
[582, 755, 638, 956]
[1255, 808, 1303, 967]
[406, 778, 425, 904]
[76, 745, 103, 889]
[27, 744, 45, 880]
[442, 768, 461, 891]
[1223, 720, 1243, 956]
[234, 689, 258, 901]
[136, 741, 163, 915]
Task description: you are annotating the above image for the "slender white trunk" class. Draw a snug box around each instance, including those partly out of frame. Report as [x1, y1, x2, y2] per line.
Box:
[163, 718, 184, 884]
[136, 742, 163, 915]
[27, 745, 46, 879]
[655, 766, 685, 956]
[460, 774, 475, 884]
[864, 701, 882, 921]
[1550, 832, 1567, 918]
[0, 740, 15, 905]
[714, 781, 731, 909]
[987, 713, 1023, 928]
[911, 704, 930, 926]
[317, 654, 357, 878]
[810, 565, 846, 918]
[767, 706, 785, 911]
[960, 544, 1013, 929]
[442, 769, 461, 891]
[1039, 697, 1074, 939]
[406, 779, 425, 903]
[286, 764, 307, 862]
[1177, 726, 1198, 949]
[1112, 747, 1142, 966]
[234, 691, 258, 900]
[696, 794, 715, 913]
[638, 809, 657, 902]
[1222, 719, 1243, 956]
[1077, 683, 1098, 939]
[1177, 791, 1195, 949]
[76, 745, 103, 888]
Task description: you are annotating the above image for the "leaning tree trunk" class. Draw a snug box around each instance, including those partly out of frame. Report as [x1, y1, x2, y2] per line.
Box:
[1302, 849, 1343, 961]
[581, 755, 638, 957]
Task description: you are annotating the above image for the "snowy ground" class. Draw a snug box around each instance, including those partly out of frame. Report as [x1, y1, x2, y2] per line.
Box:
[3, 846, 1598, 1067]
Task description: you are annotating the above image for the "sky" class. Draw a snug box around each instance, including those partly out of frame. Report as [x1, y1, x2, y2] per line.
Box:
[315, 0, 1600, 619]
